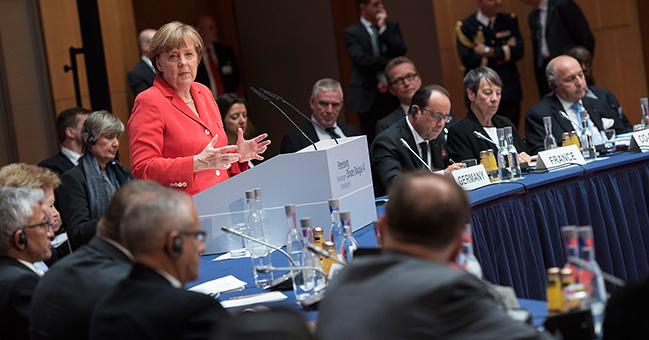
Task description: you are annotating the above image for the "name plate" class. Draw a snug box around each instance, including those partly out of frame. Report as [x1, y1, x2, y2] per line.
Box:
[536, 144, 585, 172]
[628, 130, 649, 153]
[451, 164, 490, 190]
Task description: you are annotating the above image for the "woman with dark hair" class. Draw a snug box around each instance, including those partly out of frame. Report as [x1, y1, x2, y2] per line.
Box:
[216, 93, 254, 145]
[128, 21, 270, 195]
[59, 110, 133, 249]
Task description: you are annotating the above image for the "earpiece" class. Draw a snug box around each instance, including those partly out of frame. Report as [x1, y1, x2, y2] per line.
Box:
[16, 230, 27, 248]
[84, 122, 96, 146]
[172, 237, 183, 254]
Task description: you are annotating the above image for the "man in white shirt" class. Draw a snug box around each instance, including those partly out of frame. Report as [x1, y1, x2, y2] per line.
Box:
[280, 78, 361, 154]
[39, 107, 90, 176]
[0, 187, 53, 339]
[525, 55, 627, 155]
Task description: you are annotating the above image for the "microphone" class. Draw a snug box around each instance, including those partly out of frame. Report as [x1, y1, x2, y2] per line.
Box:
[221, 226, 295, 266]
[567, 256, 626, 287]
[399, 138, 431, 171]
[307, 243, 345, 265]
[473, 131, 497, 145]
[250, 87, 317, 151]
[260, 88, 339, 144]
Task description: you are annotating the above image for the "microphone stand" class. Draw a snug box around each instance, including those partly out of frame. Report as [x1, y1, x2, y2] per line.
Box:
[307, 243, 345, 265]
[260, 88, 339, 144]
[567, 256, 626, 287]
[473, 131, 497, 146]
[399, 138, 432, 171]
[250, 87, 317, 150]
[221, 226, 295, 266]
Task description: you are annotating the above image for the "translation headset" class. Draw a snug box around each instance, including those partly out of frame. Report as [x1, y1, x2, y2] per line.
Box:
[84, 122, 96, 146]
[172, 236, 183, 254]
[15, 229, 27, 248]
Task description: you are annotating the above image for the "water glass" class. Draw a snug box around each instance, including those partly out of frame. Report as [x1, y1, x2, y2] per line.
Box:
[602, 129, 616, 153]
[227, 223, 248, 257]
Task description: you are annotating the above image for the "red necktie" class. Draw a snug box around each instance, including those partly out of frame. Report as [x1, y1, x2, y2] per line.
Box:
[207, 49, 226, 96]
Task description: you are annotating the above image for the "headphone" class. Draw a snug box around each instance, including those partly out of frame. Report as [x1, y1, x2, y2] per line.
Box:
[84, 122, 96, 146]
[172, 237, 183, 254]
[15, 229, 27, 248]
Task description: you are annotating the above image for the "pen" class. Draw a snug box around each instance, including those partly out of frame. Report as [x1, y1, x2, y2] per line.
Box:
[228, 291, 276, 301]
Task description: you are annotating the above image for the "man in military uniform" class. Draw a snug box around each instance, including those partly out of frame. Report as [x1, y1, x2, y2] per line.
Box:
[456, 0, 524, 128]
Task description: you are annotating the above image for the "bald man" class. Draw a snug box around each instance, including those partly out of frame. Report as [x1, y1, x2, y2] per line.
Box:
[524, 55, 628, 154]
[127, 28, 157, 97]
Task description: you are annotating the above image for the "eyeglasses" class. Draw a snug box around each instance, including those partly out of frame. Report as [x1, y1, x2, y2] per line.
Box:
[178, 230, 207, 241]
[420, 107, 452, 123]
[23, 220, 51, 231]
[389, 73, 419, 86]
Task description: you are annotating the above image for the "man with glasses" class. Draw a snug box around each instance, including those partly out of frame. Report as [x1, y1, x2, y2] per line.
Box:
[0, 187, 52, 339]
[280, 78, 361, 154]
[376, 57, 458, 135]
[89, 186, 230, 339]
[370, 85, 465, 197]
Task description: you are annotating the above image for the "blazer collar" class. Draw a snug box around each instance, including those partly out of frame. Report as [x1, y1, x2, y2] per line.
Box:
[397, 119, 423, 168]
[547, 94, 575, 132]
[153, 76, 210, 130]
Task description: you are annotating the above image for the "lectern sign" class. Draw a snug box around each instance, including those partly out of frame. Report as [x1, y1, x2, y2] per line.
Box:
[451, 164, 490, 190]
[536, 144, 585, 172]
[628, 130, 649, 153]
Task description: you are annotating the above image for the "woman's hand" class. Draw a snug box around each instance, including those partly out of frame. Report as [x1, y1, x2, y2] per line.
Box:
[193, 135, 241, 172]
[236, 128, 271, 162]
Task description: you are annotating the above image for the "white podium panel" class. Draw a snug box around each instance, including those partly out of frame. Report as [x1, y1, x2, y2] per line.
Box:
[193, 136, 377, 254]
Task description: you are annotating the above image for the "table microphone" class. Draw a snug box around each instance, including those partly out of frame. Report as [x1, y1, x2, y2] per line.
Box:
[221, 226, 295, 266]
[250, 87, 317, 151]
[567, 256, 626, 287]
[473, 131, 497, 146]
[400, 138, 432, 171]
[260, 88, 339, 144]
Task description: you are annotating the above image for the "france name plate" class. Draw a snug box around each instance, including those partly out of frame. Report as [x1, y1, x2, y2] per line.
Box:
[452, 164, 490, 190]
[536, 144, 585, 172]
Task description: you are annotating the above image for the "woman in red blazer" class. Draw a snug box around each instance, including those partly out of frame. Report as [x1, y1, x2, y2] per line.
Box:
[128, 22, 270, 196]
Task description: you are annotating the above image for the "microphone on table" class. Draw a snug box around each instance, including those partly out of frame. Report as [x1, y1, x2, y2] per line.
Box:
[473, 131, 497, 146]
[567, 256, 626, 287]
[400, 138, 432, 171]
[260, 88, 339, 145]
[250, 87, 317, 151]
[221, 226, 295, 266]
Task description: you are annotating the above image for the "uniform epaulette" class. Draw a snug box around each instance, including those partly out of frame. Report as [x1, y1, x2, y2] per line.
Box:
[510, 13, 516, 18]
[455, 21, 474, 48]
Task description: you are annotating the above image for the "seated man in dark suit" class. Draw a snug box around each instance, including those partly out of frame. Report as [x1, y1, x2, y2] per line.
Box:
[280, 78, 361, 153]
[375, 57, 422, 134]
[566, 45, 633, 132]
[89, 186, 230, 339]
[195, 15, 240, 97]
[30, 181, 164, 340]
[525, 55, 628, 155]
[0, 187, 53, 339]
[317, 172, 552, 339]
[370, 85, 465, 196]
[38, 107, 90, 176]
[127, 28, 157, 97]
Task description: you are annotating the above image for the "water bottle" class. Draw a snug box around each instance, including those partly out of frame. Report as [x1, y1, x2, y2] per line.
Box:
[577, 226, 606, 337]
[543, 116, 558, 150]
[579, 114, 596, 160]
[496, 128, 512, 181]
[641, 98, 649, 130]
[246, 190, 272, 287]
[328, 199, 344, 261]
[456, 224, 483, 279]
[300, 218, 319, 294]
[285, 205, 313, 302]
[339, 211, 358, 263]
[504, 127, 521, 179]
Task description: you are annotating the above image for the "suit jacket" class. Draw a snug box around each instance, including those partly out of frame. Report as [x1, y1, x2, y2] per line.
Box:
[195, 42, 240, 95]
[129, 76, 247, 196]
[0, 256, 40, 340]
[370, 118, 449, 197]
[30, 237, 132, 340]
[316, 252, 551, 340]
[456, 12, 524, 101]
[343, 21, 406, 113]
[38, 151, 74, 177]
[524, 93, 627, 155]
[89, 264, 230, 340]
[589, 86, 633, 132]
[127, 59, 156, 97]
[447, 110, 526, 162]
[279, 121, 361, 154]
[59, 160, 133, 249]
[375, 106, 406, 135]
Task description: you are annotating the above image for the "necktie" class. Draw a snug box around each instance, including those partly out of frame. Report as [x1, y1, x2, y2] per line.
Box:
[325, 127, 341, 139]
[571, 103, 602, 145]
[419, 141, 429, 168]
[207, 48, 226, 96]
[370, 25, 387, 83]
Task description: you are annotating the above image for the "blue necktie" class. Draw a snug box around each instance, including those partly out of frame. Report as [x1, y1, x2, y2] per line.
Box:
[571, 103, 602, 145]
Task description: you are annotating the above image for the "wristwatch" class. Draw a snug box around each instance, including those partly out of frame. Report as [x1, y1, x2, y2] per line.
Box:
[484, 47, 491, 55]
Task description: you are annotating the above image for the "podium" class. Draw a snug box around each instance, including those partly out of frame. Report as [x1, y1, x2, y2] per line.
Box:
[193, 136, 377, 254]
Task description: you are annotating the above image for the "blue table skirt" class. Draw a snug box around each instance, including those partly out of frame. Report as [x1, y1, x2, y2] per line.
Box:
[471, 152, 649, 300]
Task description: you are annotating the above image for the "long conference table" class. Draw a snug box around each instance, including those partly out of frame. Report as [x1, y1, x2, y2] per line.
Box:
[190, 150, 649, 314]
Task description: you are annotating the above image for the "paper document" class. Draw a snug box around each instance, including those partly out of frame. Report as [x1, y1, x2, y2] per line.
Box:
[188, 275, 246, 295]
[221, 291, 287, 309]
